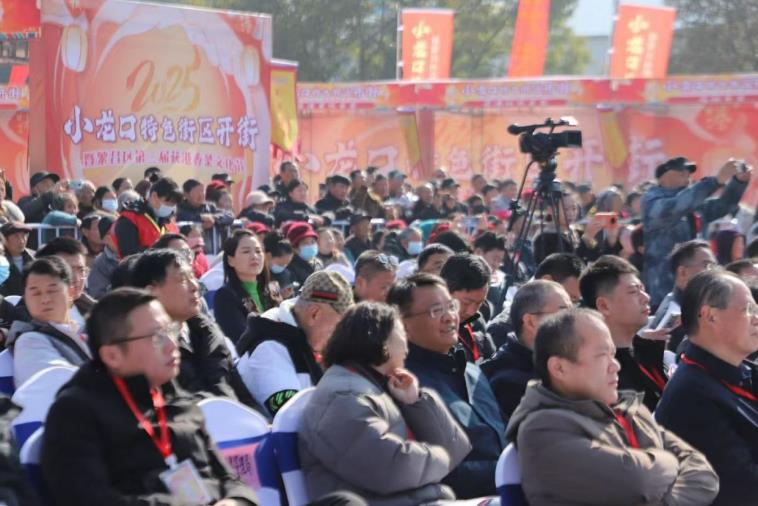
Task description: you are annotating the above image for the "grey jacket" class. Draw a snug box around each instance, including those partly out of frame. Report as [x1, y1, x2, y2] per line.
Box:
[86, 247, 119, 300]
[641, 176, 746, 307]
[298, 364, 472, 506]
[7, 320, 90, 387]
[506, 382, 719, 506]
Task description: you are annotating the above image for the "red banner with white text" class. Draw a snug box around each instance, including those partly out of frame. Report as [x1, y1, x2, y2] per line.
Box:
[610, 4, 676, 79]
[401, 9, 454, 81]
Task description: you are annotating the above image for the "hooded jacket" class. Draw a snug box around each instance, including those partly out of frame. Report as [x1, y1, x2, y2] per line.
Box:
[298, 364, 471, 506]
[7, 319, 91, 387]
[506, 382, 719, 506]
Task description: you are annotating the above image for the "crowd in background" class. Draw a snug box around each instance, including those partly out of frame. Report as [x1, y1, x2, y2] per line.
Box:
[0, 155, 755, 505]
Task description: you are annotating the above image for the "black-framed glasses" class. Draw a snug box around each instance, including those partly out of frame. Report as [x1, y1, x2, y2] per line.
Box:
[109, 323, 181, 349]
[404, 299, 459, 320]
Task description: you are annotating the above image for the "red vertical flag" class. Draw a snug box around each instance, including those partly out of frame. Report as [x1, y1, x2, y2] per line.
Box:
[401, 8, 455, 81]
[508, 0, 551, 77]
[609, 4, 676, 79]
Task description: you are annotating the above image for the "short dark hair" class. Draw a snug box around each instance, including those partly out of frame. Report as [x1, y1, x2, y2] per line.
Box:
[534, 308, 600, 387]
[431, 230, 471, 253]
[36, 236, 86, 258]
[23, 256, 72, 287]
[286, 179, 306, 196]
[725, 259, 757, 277]
[669, 240, 711, 275]
[323, 302, 398, 368]
[535, 253, 584, 283]
[473, 232, 506, 254]
[439, 253, 491, 292]
[579, 255, 639, 309]
[129, 249, 186, 288]
[112, 177, 127, 192]
[533, 232, 574, 266]
[681, 269, 738, 336]
[263, 231, 293, 258]
[511, 280, 564, 337]
[387, 273, 447, 315]
[149, 177, 183, 204]
[355, 250, 397, 281]
[94, 186, 112, 204]
[110, 255, 140, 290]
[417, 243, 453, 270]
[87, 288, 157, 360]
[152, 233, 187, 250]
[280, 161, 296, 174]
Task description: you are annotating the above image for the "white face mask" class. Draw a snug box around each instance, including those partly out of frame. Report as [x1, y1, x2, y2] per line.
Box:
[102, 198, 118, 213]
[155, 204, 176, 218]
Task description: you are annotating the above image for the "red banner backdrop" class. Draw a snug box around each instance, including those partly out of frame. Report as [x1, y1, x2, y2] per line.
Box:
[31, 0, 272, 205]
[297, 75, 758, 203]
[0, 0, 40, 39]
[400, 8, 454, 81]
[508, 0, 550, 78]
[610, 4, 676, 79]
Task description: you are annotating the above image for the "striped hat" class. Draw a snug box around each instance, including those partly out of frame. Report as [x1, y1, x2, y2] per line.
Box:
[299, 271, 353, 314]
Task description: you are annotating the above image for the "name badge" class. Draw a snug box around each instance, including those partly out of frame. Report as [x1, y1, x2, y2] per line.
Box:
[159, 458, 213, 504]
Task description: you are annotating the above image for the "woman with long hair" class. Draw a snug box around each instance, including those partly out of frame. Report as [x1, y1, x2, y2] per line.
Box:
[298, 302, 471, 505]
[213, 229, 273, 343]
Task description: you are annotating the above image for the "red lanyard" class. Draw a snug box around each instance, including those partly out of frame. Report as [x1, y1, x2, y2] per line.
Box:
[112, 376, 173, 462]
[459, 324, 480, 361]
[614, 411, 639, 448]
[637, 362, 667, 392]
[680, 354, 758, 402]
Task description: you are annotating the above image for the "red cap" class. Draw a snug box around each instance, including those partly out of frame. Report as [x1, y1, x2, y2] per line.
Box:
[286, 221, 318, 247]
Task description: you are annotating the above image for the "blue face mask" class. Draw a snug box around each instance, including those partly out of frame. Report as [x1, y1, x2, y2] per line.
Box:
[407, 241, 423, 256]
[270, 263, 287, 274]
[102, 198, 118, 213]
[155, 204, 176, 218]
[0, 257, 9, 285]
[299, 244, 318, 261]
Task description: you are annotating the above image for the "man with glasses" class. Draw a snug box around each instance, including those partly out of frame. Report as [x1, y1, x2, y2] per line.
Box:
[8, 257, 91, 386]
[129, 249, 244, 402]
[657, 270, 758, 505]
[481, 280, 572, 417]
[649, 240, 716, 353]
[580, 255, 667, 412]
[388, 273, 506, 499]
[41, 287, 259, 505]
[353, 251, 397, 303]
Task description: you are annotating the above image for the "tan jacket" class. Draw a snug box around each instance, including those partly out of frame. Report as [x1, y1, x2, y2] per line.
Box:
[298, 364, 471, 506]
[505, 382, 719, 506]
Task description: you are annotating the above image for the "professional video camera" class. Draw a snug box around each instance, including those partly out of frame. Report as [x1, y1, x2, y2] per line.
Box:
[507, 117, 583, 164]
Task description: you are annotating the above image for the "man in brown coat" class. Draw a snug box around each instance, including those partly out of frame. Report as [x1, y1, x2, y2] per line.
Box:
[506, 308, 719, 506]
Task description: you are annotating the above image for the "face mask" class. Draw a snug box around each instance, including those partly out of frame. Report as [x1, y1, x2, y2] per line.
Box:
[155, 204, 176, 218]
[407, 241, 423, 256]
[0, 256, 9, 285]
[299, 244, 318, 261]
[270, 263, 287, 274]
[102, 198, 118, 213]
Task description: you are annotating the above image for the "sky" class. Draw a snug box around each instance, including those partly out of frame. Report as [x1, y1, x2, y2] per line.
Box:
[568, 0, 667, 37]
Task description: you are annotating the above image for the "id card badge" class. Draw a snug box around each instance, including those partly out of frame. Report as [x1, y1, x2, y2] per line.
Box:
[159, 458, 213, 504]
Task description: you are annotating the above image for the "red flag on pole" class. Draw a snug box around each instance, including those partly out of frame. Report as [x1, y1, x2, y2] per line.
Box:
[400, 8, 455, 81]
[508, 0, 551, 77]
[609, 4, 676, 79]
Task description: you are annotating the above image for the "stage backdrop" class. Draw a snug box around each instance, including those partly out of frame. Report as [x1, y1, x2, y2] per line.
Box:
[297, 75, 758, 204]
[30, 0, 272, 205]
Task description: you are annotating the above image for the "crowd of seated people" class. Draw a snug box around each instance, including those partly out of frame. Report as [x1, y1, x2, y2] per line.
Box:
[0, 156, 754, 505]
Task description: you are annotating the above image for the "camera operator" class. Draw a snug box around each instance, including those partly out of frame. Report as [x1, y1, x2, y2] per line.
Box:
[642, 157, 751, 309]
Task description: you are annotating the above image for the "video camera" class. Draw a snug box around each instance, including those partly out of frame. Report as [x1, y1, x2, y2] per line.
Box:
[508, 117, 582, 164]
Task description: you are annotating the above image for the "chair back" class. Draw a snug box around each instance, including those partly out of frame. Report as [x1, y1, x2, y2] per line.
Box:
[270, 388, 315, 506]
[198, 397, 280, 506]
[0, 349, 14, 396]
[20, 427, 50, 504]
[11, 366, 76, 448]
[495, 443, 528, 506]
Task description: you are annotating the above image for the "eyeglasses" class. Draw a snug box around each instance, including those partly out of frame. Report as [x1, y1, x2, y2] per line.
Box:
[109, 323, 181, 349]
[404, 299, 460, 320]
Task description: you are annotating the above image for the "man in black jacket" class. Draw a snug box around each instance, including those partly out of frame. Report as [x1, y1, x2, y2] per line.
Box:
[18, 171, 59, 224]
[580, 255, 667, 412]
[315, 175, 351, 214]
[41, 288, 259, 505]
[129, 249, 243, 402]
[657, 270, 758, 506]
[0, 222, 33, 297]
[481, 280, 571, 417]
